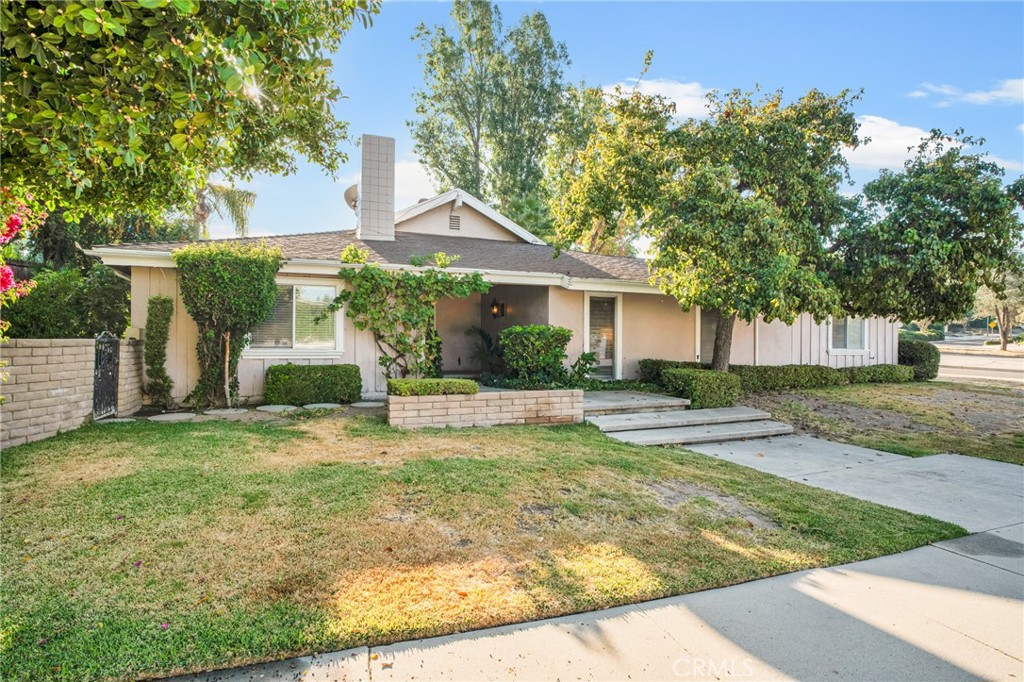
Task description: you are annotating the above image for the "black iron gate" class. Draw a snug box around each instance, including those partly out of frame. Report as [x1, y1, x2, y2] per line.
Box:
[93, 332, 120, 419]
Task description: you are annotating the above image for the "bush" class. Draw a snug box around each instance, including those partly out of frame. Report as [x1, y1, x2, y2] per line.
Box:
[899, 328, 944, 342]
[387, 378, 479, 397]
[264, 363, 362, 405]
[728, 364, 848, 392]
[143, 296, 174, 407]
[637, 358, 705, 384]
[5, 265, 129, 338]
[662, 368, 740, 409]
[843, 364, 914, 384]
[500, 325, 573, 383]
[898, 339, 941, 381]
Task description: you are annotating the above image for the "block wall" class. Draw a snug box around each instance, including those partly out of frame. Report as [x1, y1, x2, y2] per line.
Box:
[388, 389, 583, 429]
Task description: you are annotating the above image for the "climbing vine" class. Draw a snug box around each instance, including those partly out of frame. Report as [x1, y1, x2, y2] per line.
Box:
[143, 296, 175, 408]
[329, 248, 490, 378]
[172, 241, 282, 407]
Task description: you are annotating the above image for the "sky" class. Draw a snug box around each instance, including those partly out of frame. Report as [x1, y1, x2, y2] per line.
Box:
[214, 1, 1024, 239]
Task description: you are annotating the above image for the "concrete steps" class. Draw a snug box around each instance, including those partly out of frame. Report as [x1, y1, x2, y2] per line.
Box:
[582, 392, 690, 417]
[606, 419, 795, 446]
[588, 406, 771, 433]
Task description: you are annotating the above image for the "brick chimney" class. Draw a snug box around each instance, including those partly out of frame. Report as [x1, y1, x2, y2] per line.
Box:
[356, 134, 395, 241]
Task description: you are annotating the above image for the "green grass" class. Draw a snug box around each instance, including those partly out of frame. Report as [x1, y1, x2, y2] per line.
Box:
[750, 381, 1024, 464]
[1, 416, 965, 681]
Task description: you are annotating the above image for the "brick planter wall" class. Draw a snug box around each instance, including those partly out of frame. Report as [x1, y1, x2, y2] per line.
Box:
[388, 389, 583, 429]
[0, 338, 146, 449]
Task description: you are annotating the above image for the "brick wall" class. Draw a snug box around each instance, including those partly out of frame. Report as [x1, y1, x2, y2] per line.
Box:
[388, 389, 583, 429]
[0, 338, 146, 449]
[118, 339, 143, 416]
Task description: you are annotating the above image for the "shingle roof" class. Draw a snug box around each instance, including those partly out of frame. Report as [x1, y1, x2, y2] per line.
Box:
[97, 230, 651, 282]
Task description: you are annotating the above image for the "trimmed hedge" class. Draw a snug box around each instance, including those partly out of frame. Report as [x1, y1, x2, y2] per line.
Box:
[899, 329, 944, 342]
[387, 378, 479, 397]
[844, 364, 914, 384]
[637, 358, 704, 384]
[729, 364, 848, 392]
[663, 368, 741, 409]
[898, 339, 941, 381]
[499, 325, 573, 384]
[143, 296, 174, 407]
[263, 363, 362, 405]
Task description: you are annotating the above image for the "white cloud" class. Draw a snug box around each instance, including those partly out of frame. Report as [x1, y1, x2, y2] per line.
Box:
[1017, 123, 1024, 133]
[603, 78, 712, 119]
[906, 78, 1024, 106]
[987, 155, 1024, 172]
[846, 115, 930, 171]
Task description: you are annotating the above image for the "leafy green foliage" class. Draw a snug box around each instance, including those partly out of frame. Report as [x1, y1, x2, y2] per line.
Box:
[898, 339, 941, 381]
[331, 250, 490, 378]
[637, 358, 705, 385]
[729, 364, 849, 392]
[263, 363, 362, 405]
[835, 131, 1024, 324]
[0, 0, 379, 219]
[409, 0, 568, 210]
[172, 241, 282, 407]
[662, 368, 741, 409]
[143, 296, 174, 407]
[899, 328, 945, 342]
[843, 364, 914, 384]
[974, 260, 1024, 351]
[4, 265, 128, 338]
[499, 324, 573, 384]
[387, 378, 479, 397]
[554, 83, 861, 369]
[464, 325, 502, 374]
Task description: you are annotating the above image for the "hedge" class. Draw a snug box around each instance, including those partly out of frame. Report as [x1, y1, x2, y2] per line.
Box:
[387, 378, 479, 397]
[662, 368, 740, 409]
[499, 325, 573, 383]
[728, 364, 848, 392]
[263, 363, 362, 405]
[637, 358, 704, 384]
[898, 339, 941, 381]
[143, 296, 174, 407]
[843, 364, 914, 384]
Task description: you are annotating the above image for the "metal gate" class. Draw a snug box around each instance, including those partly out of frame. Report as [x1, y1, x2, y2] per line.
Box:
[93, 332, 120, 419]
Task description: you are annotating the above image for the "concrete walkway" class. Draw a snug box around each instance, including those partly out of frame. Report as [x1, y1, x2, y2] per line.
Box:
[175, 438, 1024, 682]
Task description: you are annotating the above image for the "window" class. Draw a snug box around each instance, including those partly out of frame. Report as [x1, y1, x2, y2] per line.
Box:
[250, 284, 338, 351]
[831, 317, 867, 351]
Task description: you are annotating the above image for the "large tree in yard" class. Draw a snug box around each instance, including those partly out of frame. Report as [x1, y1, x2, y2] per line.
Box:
[553, 85, 862, 370]
[833, 131, 1024, 327]
[974, 264, 1024, 351]
[0, 0, 378, 220]
[409, 0, 568, 210]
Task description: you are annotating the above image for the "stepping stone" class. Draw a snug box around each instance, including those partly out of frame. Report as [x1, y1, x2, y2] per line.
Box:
[256, 404, 298, 413]
[204, 408, 249, 416]
[147, 412, 196, 423]
[351, 401, 385, 408]
[303, 403, 342, 410]
[96, 417, 136, 424]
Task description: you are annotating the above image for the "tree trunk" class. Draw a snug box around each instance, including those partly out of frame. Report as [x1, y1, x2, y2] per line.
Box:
[223, 331, 231, 408]
[710, 311, 737, 372]
[997, 304, 1009, 352]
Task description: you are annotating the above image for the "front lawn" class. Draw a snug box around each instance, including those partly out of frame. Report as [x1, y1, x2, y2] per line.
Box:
[1, 414, 964, 680]
[745, 381, 1024, 464]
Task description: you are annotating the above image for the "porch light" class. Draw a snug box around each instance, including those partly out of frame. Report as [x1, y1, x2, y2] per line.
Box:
[490, 298, 506, 319]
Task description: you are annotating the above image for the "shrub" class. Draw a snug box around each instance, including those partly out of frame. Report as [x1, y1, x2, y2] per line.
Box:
[729, 364, 848, 392]
[843, 364, 914, 384]
[898, 339, 940, 381]
[637, 358, 705, 384]
[500, 325, 573, 383]
[5, 265, 129, 338]
[143, 296, 174, 407]
[662, 368, 741, 409]
[264, 363, 362, 405]
[173, 241, 283, 407]
[387, 378, 479, 397]
[899, 329, 944, 342]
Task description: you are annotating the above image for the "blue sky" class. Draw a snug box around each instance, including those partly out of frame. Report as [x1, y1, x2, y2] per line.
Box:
[220, 1, 1024, 239]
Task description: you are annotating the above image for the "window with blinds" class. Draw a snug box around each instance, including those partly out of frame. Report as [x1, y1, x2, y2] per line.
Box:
[831, 317, 867, 350]
[250, 284, 338, 351]
[589, 296, 616, 379]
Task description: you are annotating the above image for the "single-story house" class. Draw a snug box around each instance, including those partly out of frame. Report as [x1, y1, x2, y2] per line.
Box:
[88, 134, 898, 402]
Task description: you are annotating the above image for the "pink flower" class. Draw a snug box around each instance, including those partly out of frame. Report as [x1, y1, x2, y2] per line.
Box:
[0, 216, 20, 244]
[0, 266, 14, 293]
[160, 622, 169, 630]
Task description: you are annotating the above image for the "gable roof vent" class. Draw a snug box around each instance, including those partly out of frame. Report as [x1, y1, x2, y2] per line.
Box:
[448, 214, 461, 231]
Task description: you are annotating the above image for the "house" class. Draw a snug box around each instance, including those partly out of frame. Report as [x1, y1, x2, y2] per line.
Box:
[88, 134, 899, 402]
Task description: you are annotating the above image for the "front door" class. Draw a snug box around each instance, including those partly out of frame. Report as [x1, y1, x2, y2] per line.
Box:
[588, 295, 617, 379]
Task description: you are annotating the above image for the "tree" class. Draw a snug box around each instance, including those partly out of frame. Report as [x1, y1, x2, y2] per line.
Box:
[834, 132, 1024, 325]
[974, 262, 1024, 351]
[553, 85, 862, 370]
[1, 0, 378, 220]
[192, 182, 257, 239]
[409, 0, 568, 210]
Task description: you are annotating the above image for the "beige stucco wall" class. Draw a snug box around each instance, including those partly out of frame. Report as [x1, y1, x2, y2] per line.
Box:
[130, 267, 382, 403]
[621, 294, 697, 378]
[477, 284, 550, 348]
[396, 204, 521, 242]
[548, 288, 585, 362]
[436, 293, 483, 374]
